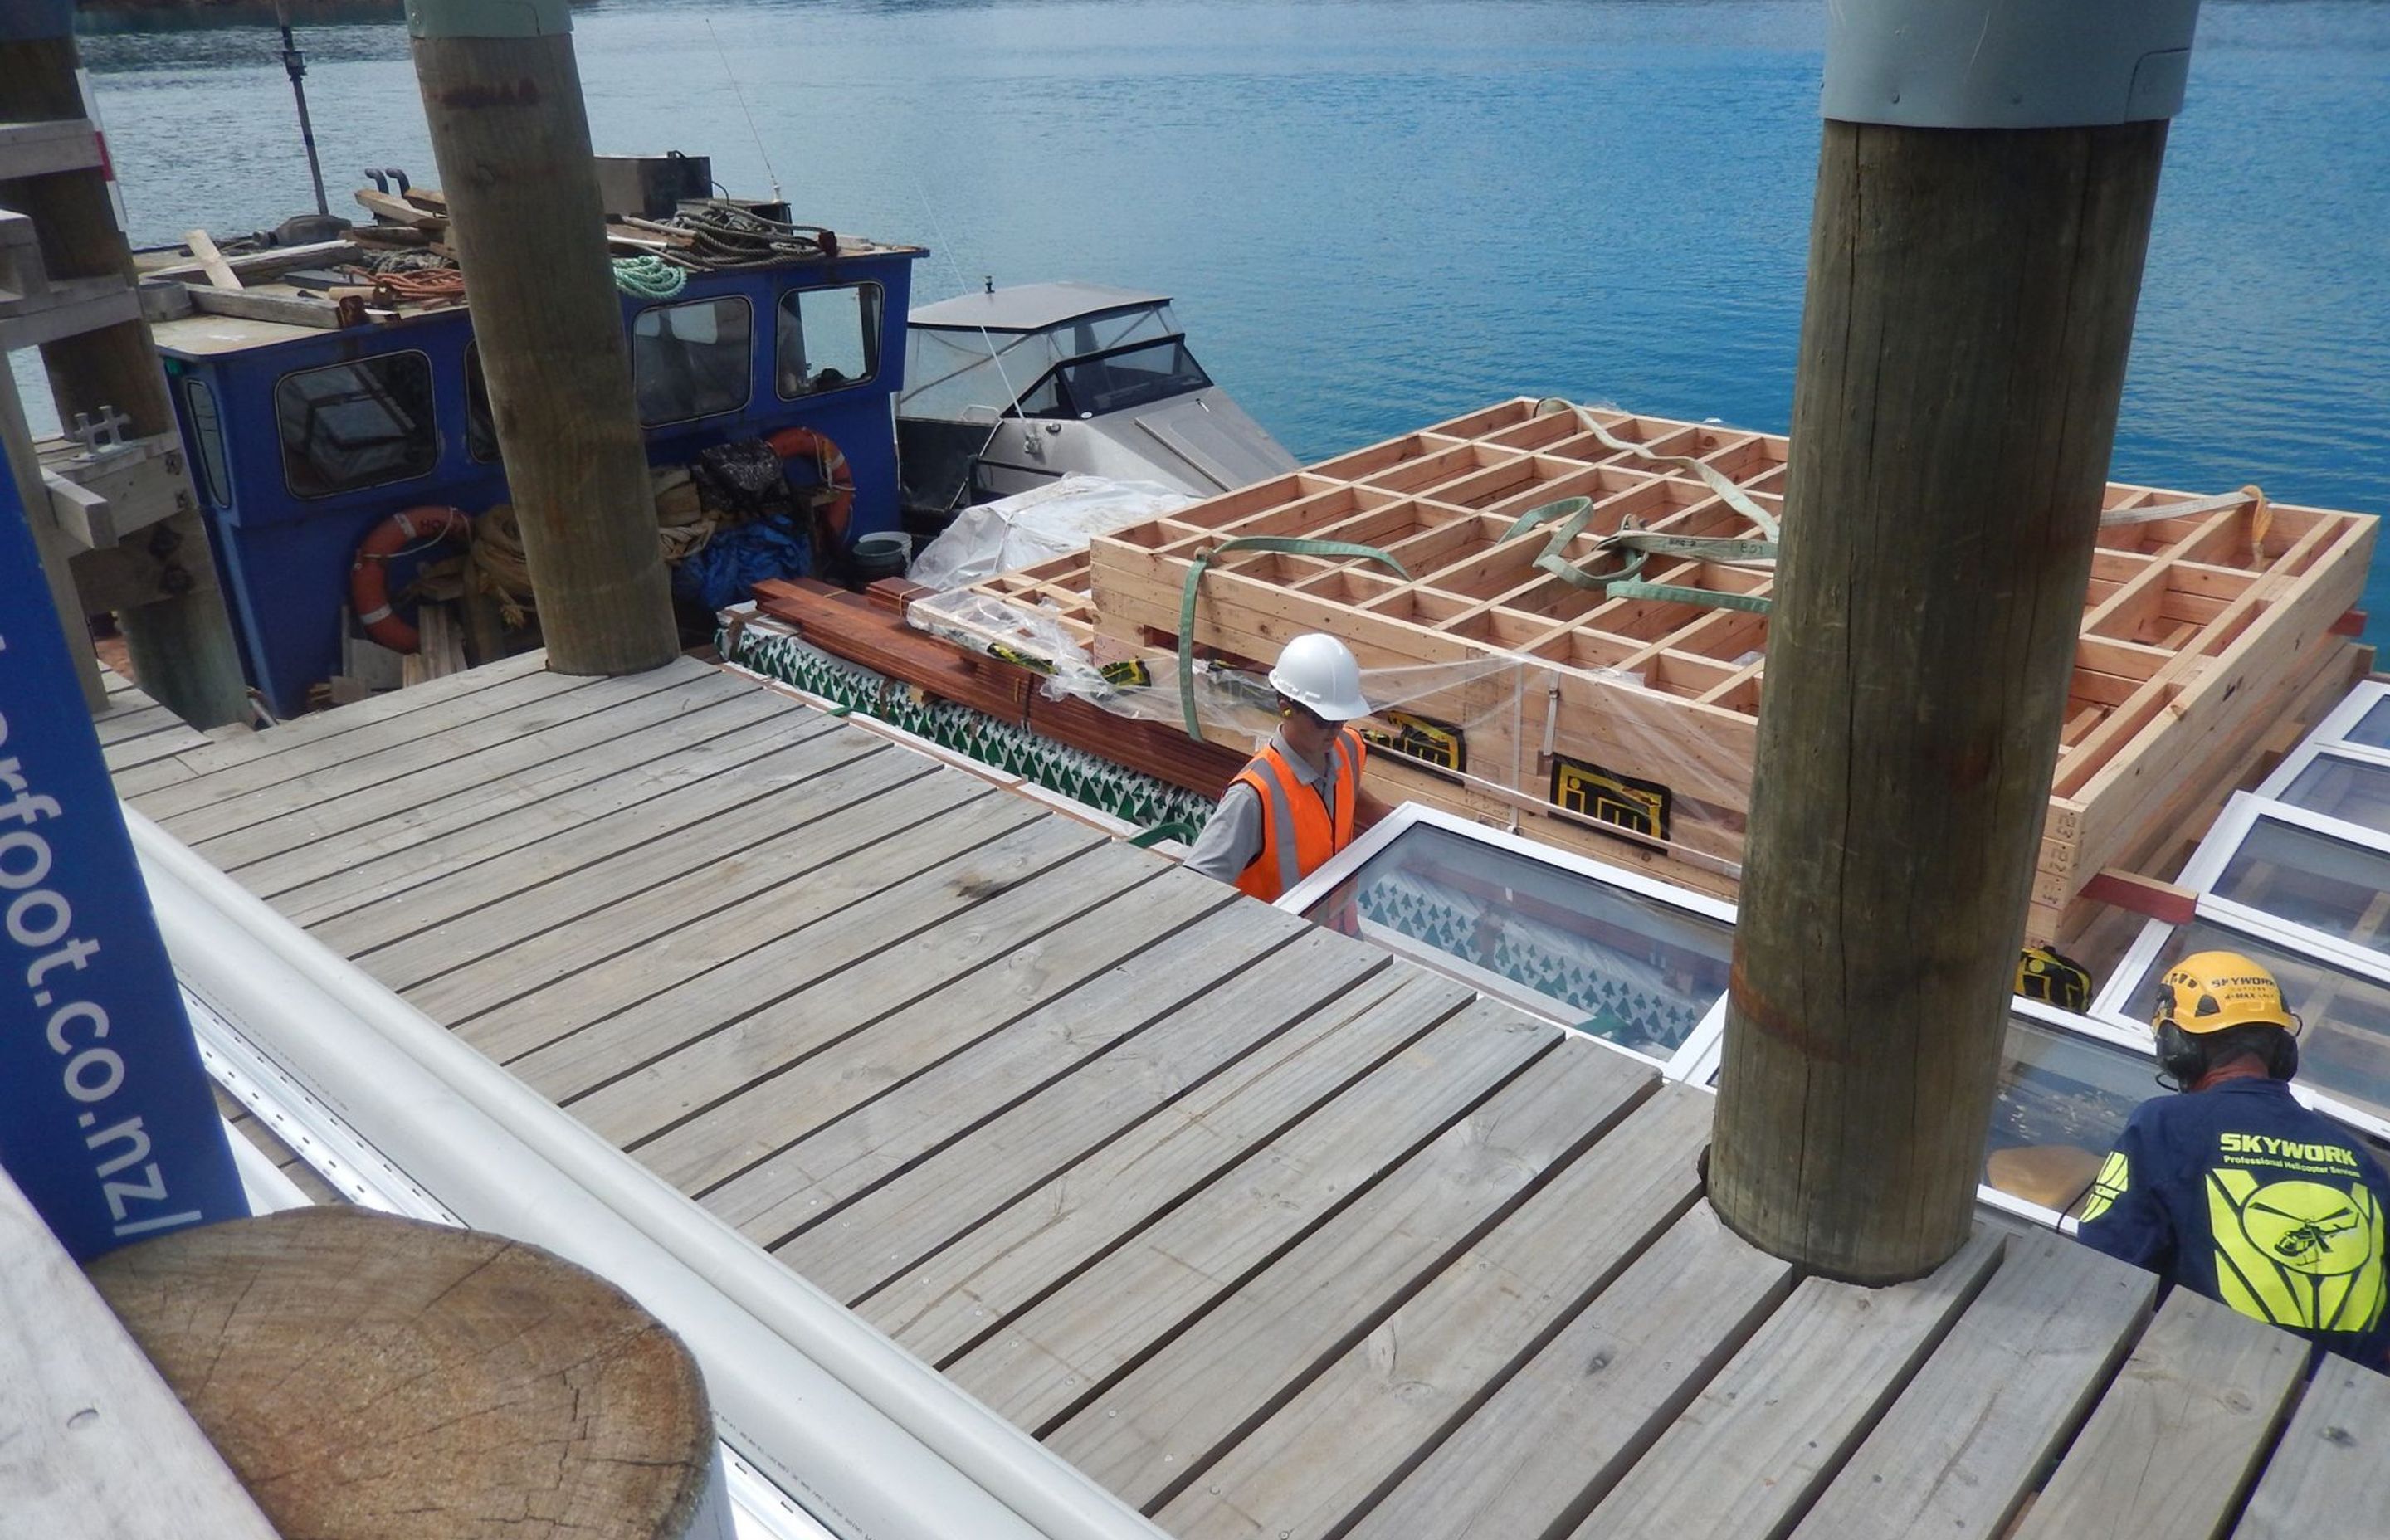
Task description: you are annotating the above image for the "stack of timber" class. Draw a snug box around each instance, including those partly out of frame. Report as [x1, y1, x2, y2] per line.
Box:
[981, 399, 2373, 942]
[746, 578, 1252, 802]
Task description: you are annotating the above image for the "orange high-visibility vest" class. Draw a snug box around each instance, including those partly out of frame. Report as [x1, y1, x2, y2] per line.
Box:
[1232, 728, 1368, 902]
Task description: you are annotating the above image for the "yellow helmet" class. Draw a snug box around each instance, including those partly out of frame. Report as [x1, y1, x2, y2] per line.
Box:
[2151, 951, 2298, 1036]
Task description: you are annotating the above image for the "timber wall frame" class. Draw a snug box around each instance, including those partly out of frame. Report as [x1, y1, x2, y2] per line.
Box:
[967, 399, 2377, 942]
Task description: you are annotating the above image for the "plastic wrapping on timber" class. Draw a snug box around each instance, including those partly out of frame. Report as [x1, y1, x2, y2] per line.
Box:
[900, 586, 1755, 855]
[907, 475, 1195, 592]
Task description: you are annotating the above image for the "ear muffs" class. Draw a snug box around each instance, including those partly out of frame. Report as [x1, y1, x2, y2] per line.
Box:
[2155, 1019, 2207, 1091]
[2154, 1018, 2300, 1088]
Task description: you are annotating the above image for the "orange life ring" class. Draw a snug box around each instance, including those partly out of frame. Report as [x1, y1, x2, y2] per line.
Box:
[349, 504, 468, 654]
[767, 426, 855, 540]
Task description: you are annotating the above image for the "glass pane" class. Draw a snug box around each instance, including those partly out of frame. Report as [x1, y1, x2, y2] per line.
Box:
[179, 378, 231, 506]
[274, 353, 438, 499]
[2212, 818, 2390, 956]
[2125, 919, 2390, 1128]
[2282, 755, 2390, 836]
[631, 296, 753, 425]
[778, 283, 881, 399]
[1983, 1017, 2156, 1216]
[1302, 822, 1730, 1060]
[2344, 698, 2390, 749]
[1046, 339, 1212, 417]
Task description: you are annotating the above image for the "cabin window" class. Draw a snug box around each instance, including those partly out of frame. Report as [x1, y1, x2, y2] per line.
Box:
[273, 352, 439, 500]
[464, 344, 499, 463]
[632, 295, 753, 425]
[777, 283, 882, 399]
[1018, 338, 1212, 421]
[178, 377, 232, 506]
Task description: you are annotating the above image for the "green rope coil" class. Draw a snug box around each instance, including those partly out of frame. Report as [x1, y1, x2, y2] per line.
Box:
[612, 255, 688, 299]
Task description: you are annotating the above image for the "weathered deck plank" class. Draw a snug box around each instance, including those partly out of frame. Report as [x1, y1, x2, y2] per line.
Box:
[261, 697, 832, 919]
[220, 674, 802, 892]
[1043, 1040, 1656, 1507]
[1788, 1232, 2158, 1540]
[1155, 1084, 1712, 1539]
[93, 699, 184, 745]
[395, 772, 1024, 1033]
[1579, 1229, 2007, 1539]
[458, 800, 1095, 1069]
[2236, 1358, 2390, 1538]
[1349, 1202, 1793, 1540]
[717, 913, 1338, 1253]
[314, 722, 895, 958]
[946, 999, 1560, 1431]
[2013, 1289, 2304, 1540]
[129, 658, 600, 821]
[582, 856, 1227, 1179]
[866, 971, 1495, 1358]
[109, 649, 554, 797]
[188, 667, 760, 868]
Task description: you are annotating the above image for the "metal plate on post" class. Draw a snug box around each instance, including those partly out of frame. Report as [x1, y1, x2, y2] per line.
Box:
[1822, 0, 2204, 129]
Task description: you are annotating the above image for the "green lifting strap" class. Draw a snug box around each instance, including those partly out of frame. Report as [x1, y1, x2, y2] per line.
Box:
[1176, 535, 1412, 742]
[1497, 399, 1784, 615]
[1129, 819, 1203, 848]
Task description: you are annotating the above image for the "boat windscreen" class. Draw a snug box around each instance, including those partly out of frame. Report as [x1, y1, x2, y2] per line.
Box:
[1021, 338, 1212, 420]
[900, 305, 1178, 420]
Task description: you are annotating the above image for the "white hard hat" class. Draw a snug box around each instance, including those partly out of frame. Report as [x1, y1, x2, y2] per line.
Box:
[1269, 633, 1370, 723]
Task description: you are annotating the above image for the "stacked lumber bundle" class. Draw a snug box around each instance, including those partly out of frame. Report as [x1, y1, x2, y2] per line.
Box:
[1010, 398, 2375, 942]
[749, 578, 1252, 800]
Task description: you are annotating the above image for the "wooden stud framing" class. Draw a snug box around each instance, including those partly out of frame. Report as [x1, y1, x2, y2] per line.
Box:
[957, 398, 2373, 940]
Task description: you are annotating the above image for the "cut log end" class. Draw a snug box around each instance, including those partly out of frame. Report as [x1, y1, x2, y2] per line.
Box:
[87, 1209, 719, 1540]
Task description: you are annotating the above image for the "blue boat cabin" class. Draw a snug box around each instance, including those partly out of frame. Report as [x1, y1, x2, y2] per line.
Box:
[151, 241, 923, 717]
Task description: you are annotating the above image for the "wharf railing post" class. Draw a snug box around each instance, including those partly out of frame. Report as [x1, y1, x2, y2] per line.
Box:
[402, 0, 678, 678]
[1710, 0, 2203, 1282]
[0, 0, 251, 729]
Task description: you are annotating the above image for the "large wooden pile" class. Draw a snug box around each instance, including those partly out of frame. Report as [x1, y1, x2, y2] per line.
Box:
[973, 399, 2374, 942]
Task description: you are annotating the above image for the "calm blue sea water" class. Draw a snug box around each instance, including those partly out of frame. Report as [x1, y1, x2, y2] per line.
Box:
[28, 0, 2390, 634]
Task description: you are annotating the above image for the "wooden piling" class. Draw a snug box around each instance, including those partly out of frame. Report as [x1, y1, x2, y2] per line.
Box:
[403, 0, 678, 679]
[1709, 118, 2173, 1282]
[0, 18, 251, 729]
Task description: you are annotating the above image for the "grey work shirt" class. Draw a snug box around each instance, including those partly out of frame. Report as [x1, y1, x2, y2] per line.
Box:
[1183, 729, 1339, 887]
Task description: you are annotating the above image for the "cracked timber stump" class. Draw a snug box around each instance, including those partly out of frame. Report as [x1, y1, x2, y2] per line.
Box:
[86, 1209, 724, 1540]
[1710, 119, 2172, 1284]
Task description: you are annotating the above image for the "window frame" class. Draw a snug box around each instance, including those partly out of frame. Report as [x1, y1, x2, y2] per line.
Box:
[774, 280, 885, 403]
[178, 374, 233, 507]
[1277, 802, 1736, 1075]
[630, 294, 756, 428]
[271, 348, 441, 501]
[1005, 333, 1212, 422]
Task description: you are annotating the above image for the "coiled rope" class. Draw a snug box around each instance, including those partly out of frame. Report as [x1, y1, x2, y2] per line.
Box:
[612, 254, 687, 299]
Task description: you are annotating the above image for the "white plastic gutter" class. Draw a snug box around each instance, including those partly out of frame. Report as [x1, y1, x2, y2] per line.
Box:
[127, 806, 1169, 1540]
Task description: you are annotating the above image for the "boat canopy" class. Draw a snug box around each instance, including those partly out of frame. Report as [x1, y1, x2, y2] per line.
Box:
[900, 285, 1185, 422]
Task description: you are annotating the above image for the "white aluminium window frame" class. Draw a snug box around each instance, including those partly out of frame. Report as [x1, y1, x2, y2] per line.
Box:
[1275, 804, 1738, 1077]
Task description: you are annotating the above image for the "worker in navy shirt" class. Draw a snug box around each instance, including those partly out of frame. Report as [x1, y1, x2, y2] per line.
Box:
[2078, 950, 2390, 1369]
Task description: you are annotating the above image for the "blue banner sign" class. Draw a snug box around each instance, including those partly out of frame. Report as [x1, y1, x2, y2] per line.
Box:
[0, 472, 246, 1258]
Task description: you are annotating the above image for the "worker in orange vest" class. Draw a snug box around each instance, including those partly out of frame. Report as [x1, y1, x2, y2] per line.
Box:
[1183, 634, 1391, 902]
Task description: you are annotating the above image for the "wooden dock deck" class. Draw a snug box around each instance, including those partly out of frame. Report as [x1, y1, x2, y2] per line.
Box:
[110, 651, 2390, 1539]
